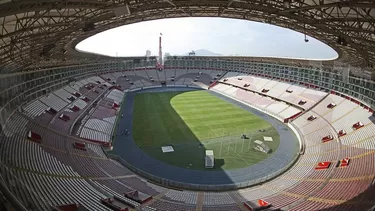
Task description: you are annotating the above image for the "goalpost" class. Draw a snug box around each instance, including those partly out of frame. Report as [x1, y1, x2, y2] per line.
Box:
[205, 150, 214, 168]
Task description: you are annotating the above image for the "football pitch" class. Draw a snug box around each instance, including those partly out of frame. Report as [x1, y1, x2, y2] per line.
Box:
[132, 90, 280, 170]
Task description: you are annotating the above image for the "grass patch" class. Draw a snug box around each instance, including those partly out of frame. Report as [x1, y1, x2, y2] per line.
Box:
[132, 90, 280, 170]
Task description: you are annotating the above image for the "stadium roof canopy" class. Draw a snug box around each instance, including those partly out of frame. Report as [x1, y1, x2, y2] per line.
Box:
[0, 0, 374, 72]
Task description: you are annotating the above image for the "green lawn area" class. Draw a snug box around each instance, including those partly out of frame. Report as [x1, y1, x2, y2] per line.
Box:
[132, 90, 280, 170]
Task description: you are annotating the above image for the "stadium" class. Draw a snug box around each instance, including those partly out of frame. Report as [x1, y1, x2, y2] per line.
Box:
[1, 1, 375, 211]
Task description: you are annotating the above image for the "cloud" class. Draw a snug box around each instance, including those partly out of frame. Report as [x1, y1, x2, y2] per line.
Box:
[76, 17, 338, 59]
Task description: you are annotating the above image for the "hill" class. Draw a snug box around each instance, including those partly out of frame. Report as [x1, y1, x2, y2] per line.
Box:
[183, 49, 222, 56]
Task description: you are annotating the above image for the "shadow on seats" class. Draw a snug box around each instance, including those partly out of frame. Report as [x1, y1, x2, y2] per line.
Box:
[316, 183, 375, 211]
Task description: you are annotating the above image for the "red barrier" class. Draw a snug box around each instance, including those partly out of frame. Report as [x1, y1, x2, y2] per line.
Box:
[208, 81, 218, 89]
[284, 111, 303, 123]
[73, 142, 86, 151]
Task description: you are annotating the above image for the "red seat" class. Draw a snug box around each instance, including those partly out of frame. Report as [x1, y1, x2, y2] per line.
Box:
[322, 135, 334, 143]
[70, 105, 80, 112]
[73, 142, 86, 151]
[315, 161, 331, 170]
[244, 199, 272, 211]
[72, 92, 81, 97]
[81, 97, 90, 102]
[327, 103, 336, 108]
[307, 115, 317, 121]
[339, 158, 350, 167]
[298, 100, 307, 105]
[352, 121, 364, 130]
[113, 102, 120, 108]
[257, 199, 270, 207]
[46, 107, 57, 115]
[27, 131, 42, 143]
[338, 129, 347, 137]
[59, 114, 70, 122]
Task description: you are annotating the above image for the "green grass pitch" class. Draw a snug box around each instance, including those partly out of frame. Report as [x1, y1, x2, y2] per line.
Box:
[132, 90, 280, 170]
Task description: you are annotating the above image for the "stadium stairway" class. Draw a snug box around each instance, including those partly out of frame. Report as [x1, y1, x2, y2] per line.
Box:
[195, 192, 204, 211]
[68, 86, 111, 135]
[207, 70, 228, 89]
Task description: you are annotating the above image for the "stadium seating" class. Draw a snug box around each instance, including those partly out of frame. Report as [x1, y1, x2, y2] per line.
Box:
[1, 67, 375, 211]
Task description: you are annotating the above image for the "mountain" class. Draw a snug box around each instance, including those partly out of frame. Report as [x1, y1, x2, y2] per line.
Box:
[183, 49, 222, 56]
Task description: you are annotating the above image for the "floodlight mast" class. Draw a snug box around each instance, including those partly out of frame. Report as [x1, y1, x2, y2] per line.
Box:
[159, 33, 163, 66]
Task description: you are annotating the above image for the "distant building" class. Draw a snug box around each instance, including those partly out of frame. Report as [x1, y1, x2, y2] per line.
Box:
[145, 50, 151, 57]
[164, 53, 171, 59]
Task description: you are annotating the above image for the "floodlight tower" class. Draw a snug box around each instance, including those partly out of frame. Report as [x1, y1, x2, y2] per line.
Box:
[159, 33, 163, 66]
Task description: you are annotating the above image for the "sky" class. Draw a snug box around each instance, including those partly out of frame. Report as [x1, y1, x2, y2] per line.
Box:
[76, 17, 338, 60]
